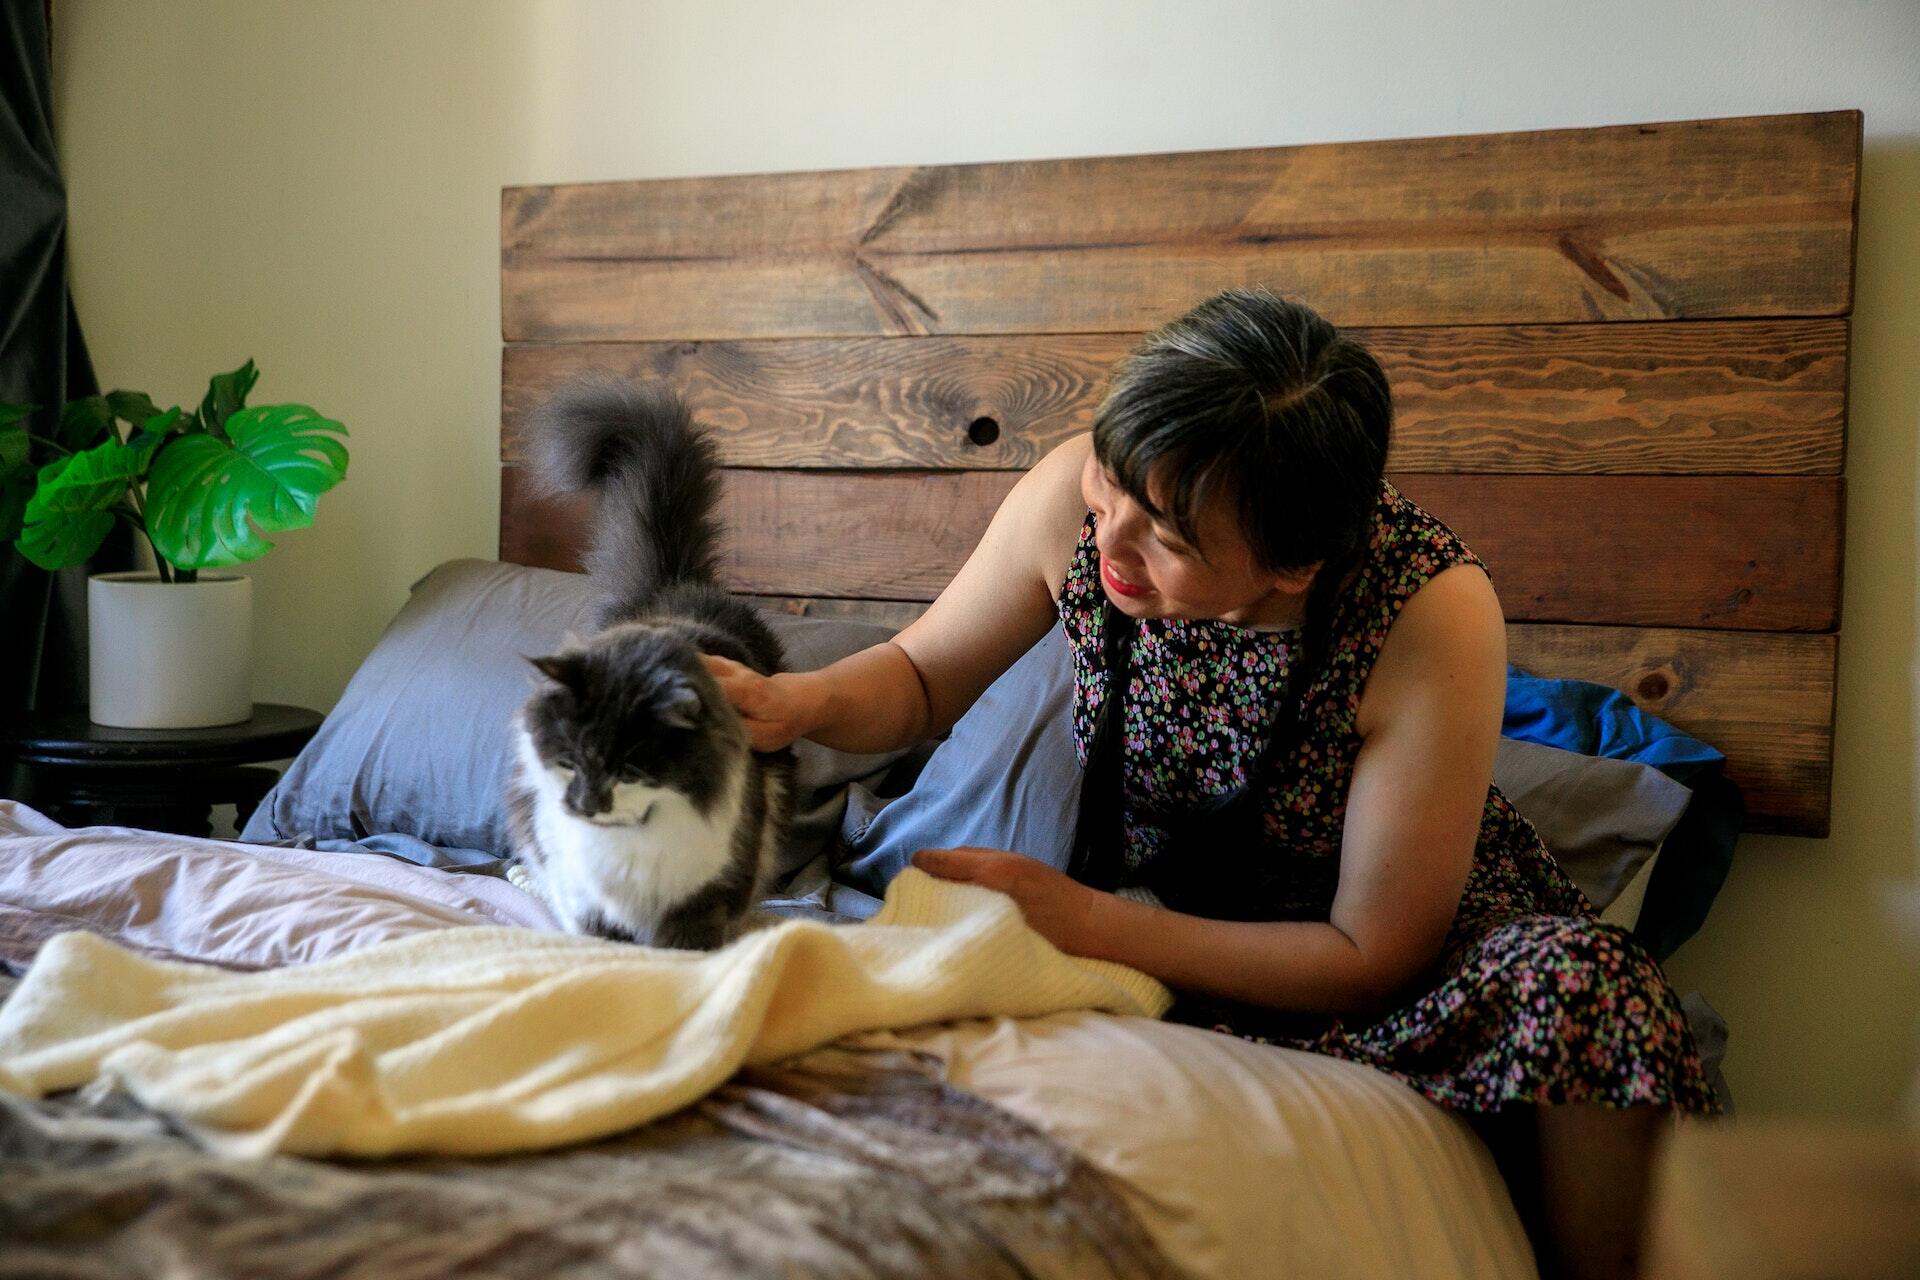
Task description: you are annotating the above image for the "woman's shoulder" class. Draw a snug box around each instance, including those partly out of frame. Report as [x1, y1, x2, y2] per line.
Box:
[1351, 545, 1505, 739]
[1026, 432, 1095, 508]
[1010, 434, 1096, 599]
[1372, 480, 1488, 586]
[1362, 479, 1503, 647]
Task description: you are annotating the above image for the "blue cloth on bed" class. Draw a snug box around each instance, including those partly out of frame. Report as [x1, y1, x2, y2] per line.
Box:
[1504, 666, 1743, 961]
[1503, 669, 1726, 786]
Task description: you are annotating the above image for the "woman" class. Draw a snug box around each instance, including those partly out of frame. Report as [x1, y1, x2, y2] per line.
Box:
[705, 288, 1718, 1280]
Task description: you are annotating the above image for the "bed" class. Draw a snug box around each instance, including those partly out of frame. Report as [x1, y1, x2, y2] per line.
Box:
[0, 109, 1857, 1279]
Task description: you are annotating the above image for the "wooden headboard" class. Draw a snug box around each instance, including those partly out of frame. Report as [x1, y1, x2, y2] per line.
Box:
[498, 110, 1859, 838]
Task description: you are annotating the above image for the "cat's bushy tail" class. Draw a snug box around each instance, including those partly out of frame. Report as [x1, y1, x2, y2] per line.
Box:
[523, 377, 724, 614]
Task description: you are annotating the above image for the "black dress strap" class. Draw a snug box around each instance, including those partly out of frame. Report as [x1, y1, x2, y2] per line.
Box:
[1070, 599, 1300, 900]
[1067, 602, 1137, 890]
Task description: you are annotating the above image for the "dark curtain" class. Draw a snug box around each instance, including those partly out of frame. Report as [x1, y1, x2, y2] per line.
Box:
[1, 0, 129, 718]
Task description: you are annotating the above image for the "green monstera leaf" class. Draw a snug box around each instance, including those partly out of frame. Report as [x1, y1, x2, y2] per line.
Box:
[126, 406, 184, 456]
[14, 438, 152, 569]
[107, 390, 162, 430]
[196, 360, 259, 437]
[58, 395, 115, 450]
[17, 505, 113, 569]
[26, 435, 157, 511]
[146, 403, 348, 569]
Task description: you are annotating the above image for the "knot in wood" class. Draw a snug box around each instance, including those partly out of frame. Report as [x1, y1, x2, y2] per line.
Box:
[1636, 671, 1672, 701]
[966, 416, 1001, 447]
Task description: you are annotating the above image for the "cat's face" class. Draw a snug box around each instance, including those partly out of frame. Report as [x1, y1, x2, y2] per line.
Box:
[521, 627, 743, 822]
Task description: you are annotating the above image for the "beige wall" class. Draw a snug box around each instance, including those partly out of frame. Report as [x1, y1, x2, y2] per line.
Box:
[52, 0, 1920, 1120]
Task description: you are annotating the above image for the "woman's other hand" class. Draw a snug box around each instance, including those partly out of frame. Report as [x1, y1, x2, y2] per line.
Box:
[700, 655, 822, 751]
[912, 847, 1103, 956]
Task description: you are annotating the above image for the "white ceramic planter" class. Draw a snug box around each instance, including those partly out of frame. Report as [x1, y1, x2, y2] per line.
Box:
[88, 572, 253, 728]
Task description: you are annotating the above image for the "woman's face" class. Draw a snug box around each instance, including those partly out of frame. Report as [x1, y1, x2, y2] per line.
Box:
[1079, 449, 1317, 627]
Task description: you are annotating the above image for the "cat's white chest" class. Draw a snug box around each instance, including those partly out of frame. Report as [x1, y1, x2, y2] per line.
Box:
[513, 726, 742, 928]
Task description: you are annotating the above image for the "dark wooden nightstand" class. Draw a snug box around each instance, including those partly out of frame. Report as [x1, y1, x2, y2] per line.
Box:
[1, 703, 323, 837]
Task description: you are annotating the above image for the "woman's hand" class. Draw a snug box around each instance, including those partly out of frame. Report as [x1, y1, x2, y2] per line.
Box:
[912, 847, 1104, 956]
[700, 655, 823, 751]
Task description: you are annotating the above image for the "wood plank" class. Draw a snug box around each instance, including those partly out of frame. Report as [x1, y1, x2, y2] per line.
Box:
[501, 465, 1011, 608]
[1506, 624, 1834, 837]
[752, 596, 1836, 837]
[1392, 474, 1843, 632]
[500, 467, 1842, 631]
[754, 596, 930, 631]
[503, 112, 1859, 340]
[501, 318, 1847, 475]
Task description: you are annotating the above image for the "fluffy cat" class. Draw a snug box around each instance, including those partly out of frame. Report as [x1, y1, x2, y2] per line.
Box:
[504, 378, 794, 950]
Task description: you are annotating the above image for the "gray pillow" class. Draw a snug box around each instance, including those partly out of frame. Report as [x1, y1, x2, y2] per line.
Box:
[836, 624, 1692, 915]
[1491, 736, 1691, 911]
[241, 558, 907, 879]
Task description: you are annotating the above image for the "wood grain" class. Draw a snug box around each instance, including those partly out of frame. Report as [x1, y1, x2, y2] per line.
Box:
[500, 467, 1842, 631]
[1506, 624, 1835, 836]
[502, 111, 1859, 340]
[755, 596, 931, 631]
[1391, 474, 1843, 632]
[742, 596, 1834, 837]
[497, 111, 1855, 839]
[501, 318, 1847, 476]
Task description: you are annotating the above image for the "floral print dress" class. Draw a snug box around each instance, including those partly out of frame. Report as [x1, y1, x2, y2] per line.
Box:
[1058, 480, 1720, 1115]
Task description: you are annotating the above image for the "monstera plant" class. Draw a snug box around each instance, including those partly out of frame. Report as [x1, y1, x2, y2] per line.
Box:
[1, 360, 348, 580]
[1, 362, 348, 728]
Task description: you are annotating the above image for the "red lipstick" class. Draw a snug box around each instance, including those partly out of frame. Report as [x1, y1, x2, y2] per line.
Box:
[1101, 557, 1152, 599]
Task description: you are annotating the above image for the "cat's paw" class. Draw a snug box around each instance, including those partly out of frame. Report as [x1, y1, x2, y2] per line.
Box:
[506, 862, 545, 902]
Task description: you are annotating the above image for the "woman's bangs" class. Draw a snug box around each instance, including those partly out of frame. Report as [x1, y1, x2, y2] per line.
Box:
[1097, 422, 1235, 551]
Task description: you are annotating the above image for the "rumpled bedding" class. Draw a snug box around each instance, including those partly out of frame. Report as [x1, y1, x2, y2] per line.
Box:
[0, 802, 1539, 1279]
[0, 873, 1168, 1159]
[0, 1028, 1176, 1280]
[0, 802, 555, 972]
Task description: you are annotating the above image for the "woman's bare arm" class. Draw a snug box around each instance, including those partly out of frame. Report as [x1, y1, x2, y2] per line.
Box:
[919, 561, 1505, 1018]
[707, 435, 1093, 755]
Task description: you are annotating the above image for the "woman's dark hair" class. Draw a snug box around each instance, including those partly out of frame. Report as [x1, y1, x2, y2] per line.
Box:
[1070, 287, 1394, 892]
[1093, 286, 1392, 573]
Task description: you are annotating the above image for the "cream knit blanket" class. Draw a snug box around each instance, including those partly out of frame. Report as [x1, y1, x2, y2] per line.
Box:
[0, 869, 1169, 1158]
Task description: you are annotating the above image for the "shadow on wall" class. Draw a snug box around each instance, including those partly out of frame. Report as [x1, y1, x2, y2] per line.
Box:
[1834, 137, 1920, 876]
[1663, 137, 1920, 1120]
[232, 1, 544, 716]
[53, 0, 542, 717]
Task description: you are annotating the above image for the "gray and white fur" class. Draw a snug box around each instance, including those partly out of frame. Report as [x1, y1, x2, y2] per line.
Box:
[504, 378, 794, 950]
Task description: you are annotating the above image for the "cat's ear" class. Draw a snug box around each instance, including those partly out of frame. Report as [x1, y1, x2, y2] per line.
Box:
[659, 679, 703, 730]
[526, 653, 582, 689]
